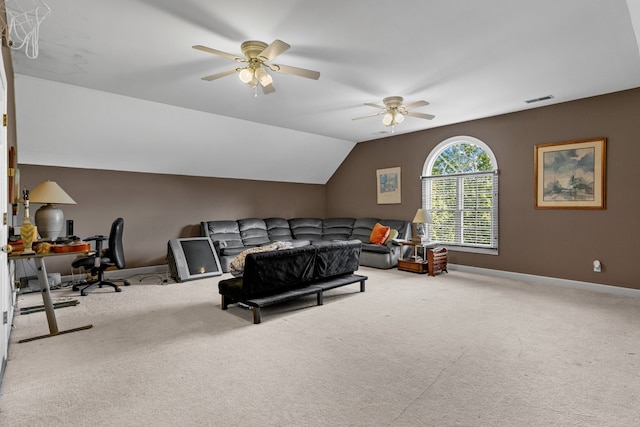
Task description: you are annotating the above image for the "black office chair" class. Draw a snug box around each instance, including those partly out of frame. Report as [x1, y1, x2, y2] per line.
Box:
[72, 217, 130, 296]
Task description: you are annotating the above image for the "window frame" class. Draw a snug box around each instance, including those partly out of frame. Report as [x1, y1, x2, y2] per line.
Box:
[421, 136, 499, 255]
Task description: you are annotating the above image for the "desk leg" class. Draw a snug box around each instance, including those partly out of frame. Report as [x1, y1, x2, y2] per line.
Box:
[18, 258, 93, 343]
[35, 257, 58, 334]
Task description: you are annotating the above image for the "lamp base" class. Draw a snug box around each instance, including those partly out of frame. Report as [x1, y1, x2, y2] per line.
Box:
[20, 219, 37, 254]
[34, 204, 64, 241]
[411, 222, 424, 244]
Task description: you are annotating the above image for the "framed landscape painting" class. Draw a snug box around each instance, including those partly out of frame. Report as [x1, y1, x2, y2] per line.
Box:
[376, 167, 401, 204]
[534, 138, 606, 209]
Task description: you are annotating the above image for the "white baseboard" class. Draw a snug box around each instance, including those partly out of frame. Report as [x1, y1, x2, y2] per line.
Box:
[448, 264, 640, 298]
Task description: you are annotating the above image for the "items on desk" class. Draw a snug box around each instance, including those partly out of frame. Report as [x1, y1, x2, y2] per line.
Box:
[52, 241, 91, 253]
[20, 187, 37, 255]
[10, 236, 92, 255]
[36, 242, 52, 254]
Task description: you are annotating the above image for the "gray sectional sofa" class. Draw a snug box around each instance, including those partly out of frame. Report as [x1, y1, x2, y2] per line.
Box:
[200, 217, 412, 273]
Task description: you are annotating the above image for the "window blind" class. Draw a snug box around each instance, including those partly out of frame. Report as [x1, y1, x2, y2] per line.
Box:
[421, 170, 498, 250]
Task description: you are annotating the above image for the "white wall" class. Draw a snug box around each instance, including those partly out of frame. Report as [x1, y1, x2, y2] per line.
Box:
[14, 76, 356, 184]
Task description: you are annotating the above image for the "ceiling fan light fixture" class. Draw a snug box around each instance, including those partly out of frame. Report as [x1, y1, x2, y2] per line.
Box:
[238, 68, 255, 84]
[394, 112, 404, 124]
[254, 67, 273, 87]
[382, 112, 394, 126]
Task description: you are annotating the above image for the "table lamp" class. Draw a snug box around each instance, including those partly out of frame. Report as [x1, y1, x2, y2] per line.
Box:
[412, 208, 432, 244]
[29, 180, 77, 241]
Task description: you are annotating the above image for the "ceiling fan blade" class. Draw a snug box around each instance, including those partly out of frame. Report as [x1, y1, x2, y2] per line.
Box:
[405, 111, 435, 120]
[352, 112, 385, 120]
[192, 45, 243, 61]
[364, 103, 386, 109]
[262, 83, 276, 95]
[201, 68, 239, 81]
[404, 100, 429, 109]
[258, 39, 290, 61]
[270, 63, 320, 80]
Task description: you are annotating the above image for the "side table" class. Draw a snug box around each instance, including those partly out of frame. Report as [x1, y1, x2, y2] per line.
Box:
[397, 241, 436, 274]
[397, 241, 448, 277]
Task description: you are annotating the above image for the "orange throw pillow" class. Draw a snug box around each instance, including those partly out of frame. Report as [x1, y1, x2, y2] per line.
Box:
[369, 223, 391, 245]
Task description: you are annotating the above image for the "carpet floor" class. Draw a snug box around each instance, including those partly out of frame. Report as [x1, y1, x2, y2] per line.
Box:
[0, 267, 639, 426]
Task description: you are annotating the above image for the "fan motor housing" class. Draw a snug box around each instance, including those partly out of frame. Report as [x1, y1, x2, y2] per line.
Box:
[383, 96, 404, 109]
[241, 41, 268, 59]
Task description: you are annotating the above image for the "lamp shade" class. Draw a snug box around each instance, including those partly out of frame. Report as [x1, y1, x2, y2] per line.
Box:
[29, 181, 76, 241]
[29, 181, 77, 205]
[412, 208, 432, 224]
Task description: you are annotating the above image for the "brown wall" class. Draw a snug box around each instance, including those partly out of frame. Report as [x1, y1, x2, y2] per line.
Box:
[17, 166, 325, 274]
[327, 88, 640, 290]
[19, 88, 639, 290]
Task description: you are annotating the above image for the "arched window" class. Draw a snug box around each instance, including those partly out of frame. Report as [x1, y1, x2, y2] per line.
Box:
[422, 136, 499, 253]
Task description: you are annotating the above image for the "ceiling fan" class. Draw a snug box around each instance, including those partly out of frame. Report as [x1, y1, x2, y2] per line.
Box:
[193, 40, 320, 95]
[353, 96, 435, 131]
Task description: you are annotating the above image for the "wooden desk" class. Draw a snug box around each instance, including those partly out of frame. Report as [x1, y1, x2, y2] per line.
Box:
[9, 250, 94, 343]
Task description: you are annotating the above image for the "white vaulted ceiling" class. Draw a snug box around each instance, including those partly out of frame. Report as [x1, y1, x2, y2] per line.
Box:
[11, 0, 640, 184]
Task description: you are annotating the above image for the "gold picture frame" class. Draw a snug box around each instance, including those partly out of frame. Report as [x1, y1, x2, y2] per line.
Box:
[376, 167, 401, 204]
[534, 138, 606, 209]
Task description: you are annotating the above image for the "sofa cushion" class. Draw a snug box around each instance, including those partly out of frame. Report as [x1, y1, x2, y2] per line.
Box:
[264, 217, 294, 241]
[322, 217, 355, 240]
[238, 218, 270, 246]
[241, 246, 317, 298]
[349, 218, 380, 242]
[288, 218, 323, 241]
[313, 240, 361, 278]
[218, 246, 248, 257]
[379, 219, 411, 240]
[202, 220, 244, 248]
[361, 242, 391, 254]
[229, 241, 293, 277]
[369, 223, 390, 244]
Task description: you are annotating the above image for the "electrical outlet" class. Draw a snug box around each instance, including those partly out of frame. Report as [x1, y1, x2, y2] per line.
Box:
[593, 260, 602, 272]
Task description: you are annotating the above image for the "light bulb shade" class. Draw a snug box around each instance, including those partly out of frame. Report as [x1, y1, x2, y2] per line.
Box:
[254, 67, 273, 87]
[29, 181, 76, 205]
[238, 68, 255, 84]
[394, 112, 404, 124]
[382, 112, 394, 126]
[412, 208, 432, 224]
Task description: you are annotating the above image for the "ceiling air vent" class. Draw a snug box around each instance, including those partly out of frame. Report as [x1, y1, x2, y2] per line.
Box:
[525, 95, 554, 104]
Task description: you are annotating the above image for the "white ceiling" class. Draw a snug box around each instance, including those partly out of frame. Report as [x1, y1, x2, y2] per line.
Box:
[9, 0, 640, 184]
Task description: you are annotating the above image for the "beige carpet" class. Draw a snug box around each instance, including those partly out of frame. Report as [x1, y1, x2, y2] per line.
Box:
[1, 267, 639, 426]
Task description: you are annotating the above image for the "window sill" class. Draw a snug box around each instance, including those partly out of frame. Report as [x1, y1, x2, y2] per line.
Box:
[441, 245, 498, 256]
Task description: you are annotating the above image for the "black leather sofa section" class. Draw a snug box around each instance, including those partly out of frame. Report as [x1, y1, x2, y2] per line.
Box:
[218, 240, 367, 323]
[201, 217, 411, 272]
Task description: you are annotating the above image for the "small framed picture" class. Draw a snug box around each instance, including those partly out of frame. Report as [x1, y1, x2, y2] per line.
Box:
[376, 167, 401, 204]
[534, 138, 606, 209]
